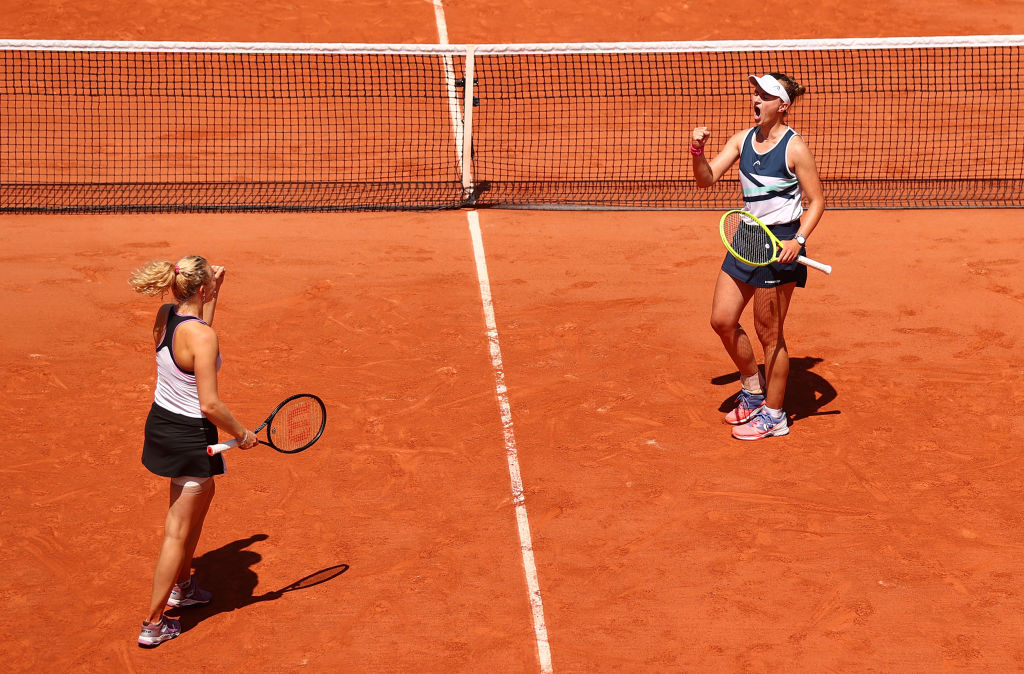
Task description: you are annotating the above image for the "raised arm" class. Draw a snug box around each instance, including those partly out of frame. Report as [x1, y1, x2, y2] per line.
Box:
[202, 265, 225, 326]
[691, 127, 744, 188]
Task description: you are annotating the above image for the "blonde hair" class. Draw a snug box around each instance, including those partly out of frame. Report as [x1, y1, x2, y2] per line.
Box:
[768, 72, 807, 105]
[129, 255, 210, 301]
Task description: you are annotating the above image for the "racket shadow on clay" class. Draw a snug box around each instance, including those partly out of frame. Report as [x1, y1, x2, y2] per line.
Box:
[170, 534, 349, 631]
[261, 563, 351, 600]
[712, 356, 839, 425]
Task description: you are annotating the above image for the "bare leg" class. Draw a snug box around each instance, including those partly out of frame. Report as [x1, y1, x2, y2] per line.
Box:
[146, 479, 215, 624]
[752, 284, 796, 411]
[176, 479, 216, 586]
[710, 270, 759, 381]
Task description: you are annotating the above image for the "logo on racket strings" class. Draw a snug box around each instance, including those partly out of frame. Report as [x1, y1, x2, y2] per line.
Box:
[276, 403, 314, 442]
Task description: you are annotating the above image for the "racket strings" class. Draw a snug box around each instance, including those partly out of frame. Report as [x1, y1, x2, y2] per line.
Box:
[269, 397, 324, 451]
[723, 213, 776, 265]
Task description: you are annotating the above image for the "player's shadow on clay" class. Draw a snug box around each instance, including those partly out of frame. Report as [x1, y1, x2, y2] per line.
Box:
[713, 356, 839, 424]
[168, 533, 349, 631]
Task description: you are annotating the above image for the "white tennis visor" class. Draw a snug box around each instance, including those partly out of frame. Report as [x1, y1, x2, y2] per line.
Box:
[748, 74, 791, 104]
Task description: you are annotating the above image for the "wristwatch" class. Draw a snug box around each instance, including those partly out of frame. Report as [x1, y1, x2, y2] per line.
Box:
[794, 234, 807, 245]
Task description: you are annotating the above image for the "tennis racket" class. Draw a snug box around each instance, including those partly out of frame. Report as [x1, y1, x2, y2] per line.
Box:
[208, 394, 326, 455]
[720, 210, 832, 275]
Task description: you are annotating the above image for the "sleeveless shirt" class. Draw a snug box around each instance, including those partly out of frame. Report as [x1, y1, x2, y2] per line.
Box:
[154, 308, 221, 417]
[739, 126, 804, 224]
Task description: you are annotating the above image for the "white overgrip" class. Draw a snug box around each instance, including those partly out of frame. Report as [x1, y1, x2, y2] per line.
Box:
[797, 255, 832, 274]
[207, 438, 239, 455]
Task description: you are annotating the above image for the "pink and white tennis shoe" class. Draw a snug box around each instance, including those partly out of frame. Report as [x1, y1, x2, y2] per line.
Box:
[138, 617, 181, 648]
[724, 389, 766, 425]
[731, 410, 789, 440]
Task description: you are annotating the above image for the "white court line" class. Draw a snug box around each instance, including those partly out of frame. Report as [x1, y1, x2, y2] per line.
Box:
[468, 211, 554, 674]
[431, 0, 468, 197]
[431, 0, 450, 44]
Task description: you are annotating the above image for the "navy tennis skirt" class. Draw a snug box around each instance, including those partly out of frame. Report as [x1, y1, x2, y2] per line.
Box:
[142, 403, 226, 478]
[721, 219, 808, 289]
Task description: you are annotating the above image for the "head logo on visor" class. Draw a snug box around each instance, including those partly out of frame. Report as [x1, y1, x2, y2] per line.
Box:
[748, 75, 791, 105]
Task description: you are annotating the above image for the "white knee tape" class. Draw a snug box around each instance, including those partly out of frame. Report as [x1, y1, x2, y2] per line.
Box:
[171, 475, 211, 493]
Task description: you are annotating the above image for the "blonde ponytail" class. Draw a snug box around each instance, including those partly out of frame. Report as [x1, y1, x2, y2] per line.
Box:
[129, 255, 209, 301]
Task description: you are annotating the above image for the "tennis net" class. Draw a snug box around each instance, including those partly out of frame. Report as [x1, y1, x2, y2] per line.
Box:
[1, 36, 1021, 212]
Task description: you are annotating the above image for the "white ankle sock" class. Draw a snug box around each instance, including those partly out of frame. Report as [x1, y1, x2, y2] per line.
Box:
[763, 406, 785, 420]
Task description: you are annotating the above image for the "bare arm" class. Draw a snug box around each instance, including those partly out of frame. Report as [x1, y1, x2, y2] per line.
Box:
[152, 304, 173, 347]
[690, 127, 744, 188]
[778, 136, 826, 263]
[190, 326, 257, 448]
[202, 265, 226, 326]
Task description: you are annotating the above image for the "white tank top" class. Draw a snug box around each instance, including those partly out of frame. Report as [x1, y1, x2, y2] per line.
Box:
[153, 308, 220, 417]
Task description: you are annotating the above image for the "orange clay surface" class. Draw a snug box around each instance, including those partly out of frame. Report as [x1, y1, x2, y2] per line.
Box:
[2, 3, 1024, 673]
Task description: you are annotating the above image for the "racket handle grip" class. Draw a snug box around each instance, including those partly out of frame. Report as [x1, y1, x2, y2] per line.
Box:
[798, 255, 832, 275]
[207, 439, 239, 455]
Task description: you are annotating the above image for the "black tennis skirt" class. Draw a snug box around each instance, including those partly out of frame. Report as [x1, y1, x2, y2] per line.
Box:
[721, 219, 808, 289]
[142, 403, 226, 478]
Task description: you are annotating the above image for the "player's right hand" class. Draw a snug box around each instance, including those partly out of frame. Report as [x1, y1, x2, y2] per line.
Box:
[240, 429, 259, 449]
[691, 126, 711, 149]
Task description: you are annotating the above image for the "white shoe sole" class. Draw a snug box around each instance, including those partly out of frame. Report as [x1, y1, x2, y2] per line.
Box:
[732, 423, 789, 440]
[166, 597, 210, 608]
[138, 632, 179, 648]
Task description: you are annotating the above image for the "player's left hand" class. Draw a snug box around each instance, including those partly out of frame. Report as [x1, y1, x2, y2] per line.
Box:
[778, 239, 801, 264]
[210, 265, 226, 293]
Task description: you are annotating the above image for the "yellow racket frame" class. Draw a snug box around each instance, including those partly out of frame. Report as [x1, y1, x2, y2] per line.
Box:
[719, 209, 778, 266]
[718, 209, 833, 275]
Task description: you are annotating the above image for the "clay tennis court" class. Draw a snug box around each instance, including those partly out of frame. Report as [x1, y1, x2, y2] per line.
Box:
[2, 2, 1023, 672]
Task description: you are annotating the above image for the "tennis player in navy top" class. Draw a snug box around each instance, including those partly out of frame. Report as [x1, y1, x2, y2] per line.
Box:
[690, 73, 826, 440]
